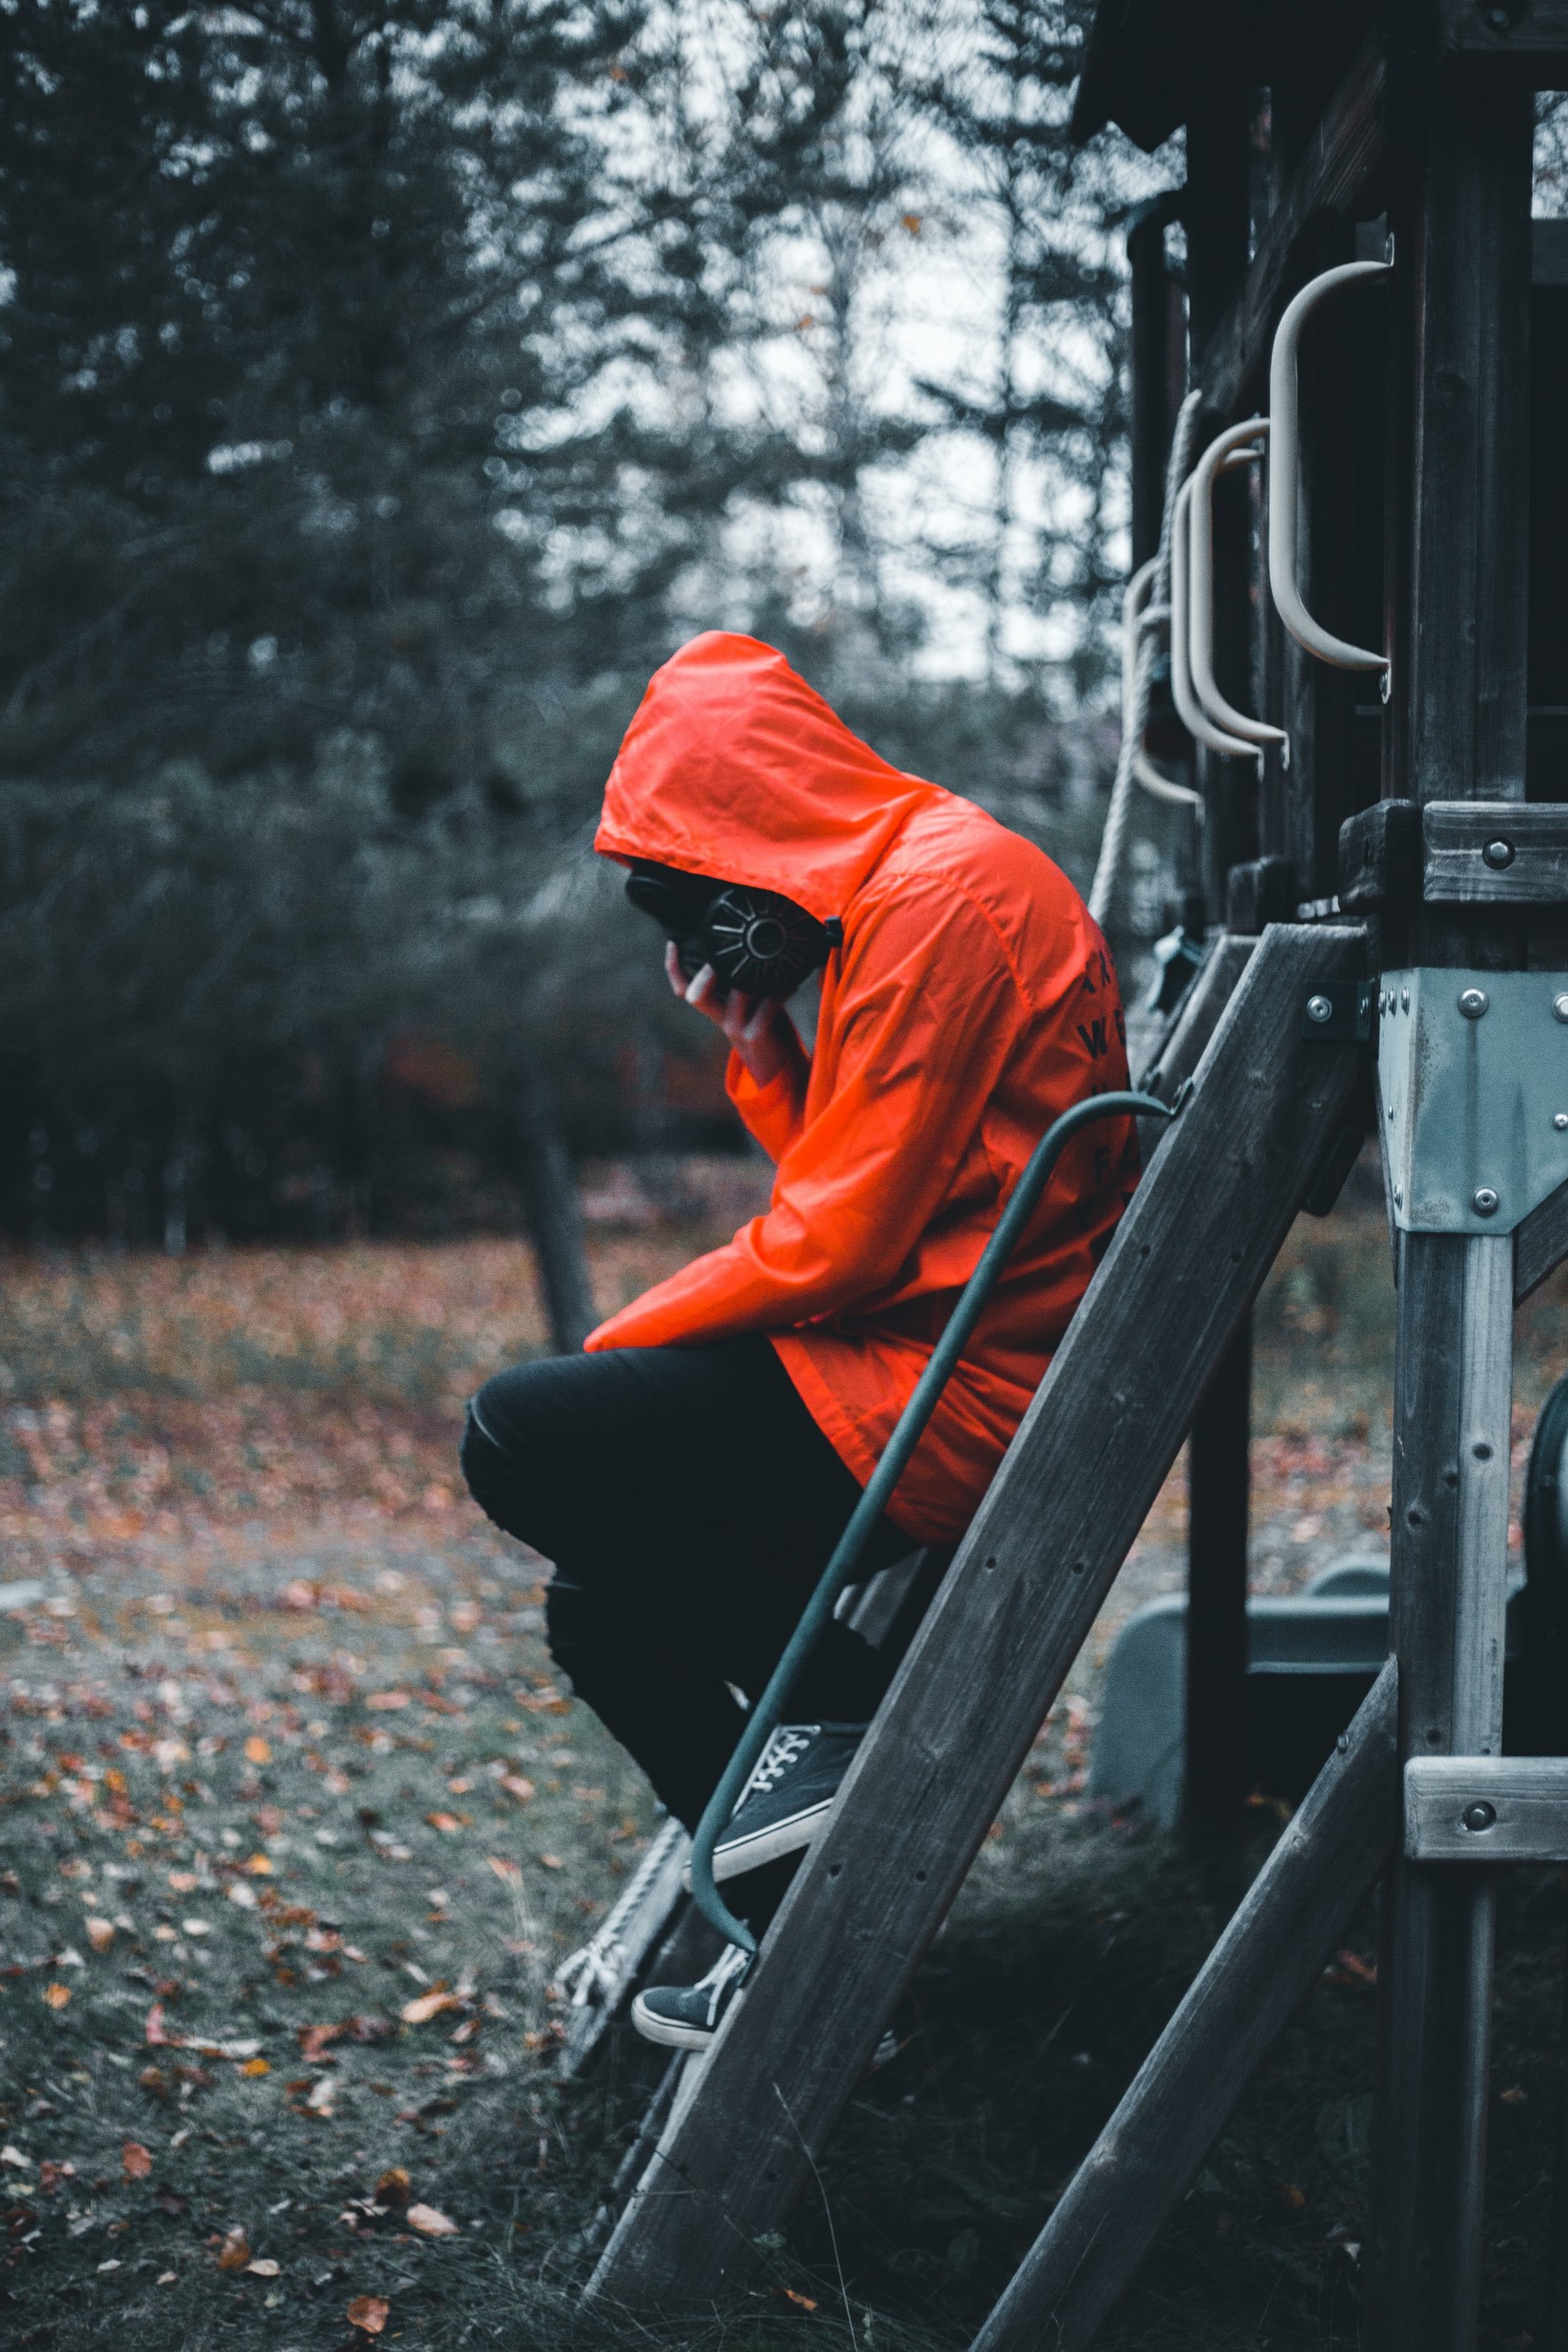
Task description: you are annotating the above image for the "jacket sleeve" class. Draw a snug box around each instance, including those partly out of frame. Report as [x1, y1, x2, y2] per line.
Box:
[724, 1029, 810, 1163]
[585, 882, 1023, 1350]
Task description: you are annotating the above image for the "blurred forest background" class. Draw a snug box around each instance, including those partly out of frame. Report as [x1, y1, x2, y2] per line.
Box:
[0, 0, 1173, 1259]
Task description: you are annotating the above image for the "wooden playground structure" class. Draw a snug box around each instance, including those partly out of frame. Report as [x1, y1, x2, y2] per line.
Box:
[568, 6, 1568, 2344]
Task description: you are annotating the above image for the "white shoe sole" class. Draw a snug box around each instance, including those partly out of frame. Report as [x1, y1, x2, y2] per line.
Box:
[679, 1800, 832, 1891]
[629, 1990, 722, 2051]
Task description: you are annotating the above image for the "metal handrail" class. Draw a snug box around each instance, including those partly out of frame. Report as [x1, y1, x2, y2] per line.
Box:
[687, 1084, 1185, 1954]
[1267, 253, 1394, 694]
[1171, 475, 1258, 760]
[1190, 418, 1290, 764]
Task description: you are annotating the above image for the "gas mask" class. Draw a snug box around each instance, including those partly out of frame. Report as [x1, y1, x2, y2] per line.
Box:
[624, 860, 837, 1001]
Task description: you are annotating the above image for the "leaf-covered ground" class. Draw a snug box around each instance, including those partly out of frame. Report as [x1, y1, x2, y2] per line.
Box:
[1, 1168, 1567, 2348]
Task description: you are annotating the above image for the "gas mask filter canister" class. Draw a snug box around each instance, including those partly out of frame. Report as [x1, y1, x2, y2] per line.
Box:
[624, 861, 837, 1001]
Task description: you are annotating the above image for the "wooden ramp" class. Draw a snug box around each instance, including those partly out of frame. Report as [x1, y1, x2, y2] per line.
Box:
[585, 918, 1367, 2310]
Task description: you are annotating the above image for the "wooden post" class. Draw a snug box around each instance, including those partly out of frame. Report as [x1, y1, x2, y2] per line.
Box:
[1180, 93, 1255, 1834]
[1128, 198, 1182, 572]
[969, 1662, 1399, 2352]
[1363, 58, 1533, 2351]
[1185, 1313, 1252, 1828]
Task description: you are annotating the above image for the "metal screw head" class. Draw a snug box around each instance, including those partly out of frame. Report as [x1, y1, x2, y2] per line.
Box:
[1555, 994, 1568, 1026]
[1458, 987, 1490, 1019]
[1306, 994, 1333, 1025]
[1483, 838, 1515, 869]
[1400, 987, 1410, 1011]
[1556, 1114, 1568, 1133]
[1462, 1801, 1497, 1834]
[1393, 1186, 1403, 1208]
[1473, 1187, 1500, 1216]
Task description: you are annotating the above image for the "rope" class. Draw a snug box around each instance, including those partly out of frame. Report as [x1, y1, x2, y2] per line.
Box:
[1088, 388, 1205, 929]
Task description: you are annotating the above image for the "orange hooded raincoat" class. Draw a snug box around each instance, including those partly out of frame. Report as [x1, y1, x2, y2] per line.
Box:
[585, 632, 1137, 1545]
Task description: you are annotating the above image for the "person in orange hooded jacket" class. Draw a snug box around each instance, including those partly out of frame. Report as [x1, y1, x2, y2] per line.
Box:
[461, 632, 1136, 2048]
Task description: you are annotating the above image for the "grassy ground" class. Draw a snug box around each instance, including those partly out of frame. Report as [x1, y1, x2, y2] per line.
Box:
[1, 1164, 1567, 2347]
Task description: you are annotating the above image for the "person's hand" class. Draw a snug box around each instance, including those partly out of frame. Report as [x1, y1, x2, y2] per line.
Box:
[664, 939, 795, 1088]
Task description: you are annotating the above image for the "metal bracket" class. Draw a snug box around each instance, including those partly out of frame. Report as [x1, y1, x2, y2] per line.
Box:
[1378, 969, 1568, 1234]
[1302, 978, 1374, 1042]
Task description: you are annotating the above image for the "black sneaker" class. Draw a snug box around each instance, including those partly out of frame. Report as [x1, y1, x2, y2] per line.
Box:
[631, 1942, 751, 2051]
[686, 1721, 868, 1886]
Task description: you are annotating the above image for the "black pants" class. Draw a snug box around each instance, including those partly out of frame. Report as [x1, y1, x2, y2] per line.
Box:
[459, 1335, 913, 1833]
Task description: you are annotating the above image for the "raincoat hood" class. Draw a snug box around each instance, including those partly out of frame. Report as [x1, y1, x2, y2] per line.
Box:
[594, 632, 943, 925]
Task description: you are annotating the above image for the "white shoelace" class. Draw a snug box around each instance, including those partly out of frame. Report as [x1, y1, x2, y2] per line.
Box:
[738, 1724, 816, 1806]
[698, 1942, 752, 2007]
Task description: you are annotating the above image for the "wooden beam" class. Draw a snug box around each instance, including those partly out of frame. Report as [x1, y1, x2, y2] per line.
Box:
[1444, 0, 1568, 71]
[583, 921, 1369, 2310]
[1405, 1756, 1568, 1862]
[1135, 931, 1255, 1160]
[1185, 1314, 1252, 1830]
[1199, 24, 1396, 417]
[1366, 1235, 1516, 2351]
[1517, 1174, 1568, 1303]
[1423, 800, 1568, 902]
[968, 1662, 1399, 2352]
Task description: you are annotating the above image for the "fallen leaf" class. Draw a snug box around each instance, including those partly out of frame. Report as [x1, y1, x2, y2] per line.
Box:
[243, 1852, 273, 1876]
[42, 1982, 71, 2009]
[485, 1856, 522, 1885]
[247, 2257, 280, 2277]
[347, 2292, 390, 2334]
[498, 1774, 534, 1803]
[374, 2167, 411, 2211]
[536, 1853, 564, 1871]
[1, 2146, 32, 2169]
[1279, 2181, 1307, 2212]
[217, 2227, 252, 2271]
[298, 2022, 344, 2061]
[167, 1871, 200, 1893]
[401, 1988, 462, 2026]
[406, 2202, 458, 2236]
[227, 1882, 258, 1909]
[783, 2287, 819, 2310]
[122, 2139, 153, 2180]
[145, 2002, 179, 2046]
[86, 1917, 115, 1953]
[366, 1690, 410, 1712]
[240, 2057, 270, 2078]
[244, 1737, 271, 1766]
[304, 2078, 336, 2115]
[425, 1811, 466, 1835]
[139, 2065, 171, 2098]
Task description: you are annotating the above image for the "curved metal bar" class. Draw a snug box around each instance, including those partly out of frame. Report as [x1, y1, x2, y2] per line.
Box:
[1190, 418, 1289, 760]
[1171, 477, 1257, 760]
[1123, 561, 1203, 809]
[1268, 255, 1393, 688]
[1121, 562, 1202, 809]
[688, 1085, 1184, 1953]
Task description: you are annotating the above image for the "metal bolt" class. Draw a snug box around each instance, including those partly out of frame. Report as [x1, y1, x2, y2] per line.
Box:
[1393, 1186, 1403, 1208]
[1458, 987, 1489, 1019]
[1555, 994, 1568, 1025]
[1556, 1114, 1568, 1133]
[1387, 1102, 1396, 1122]
[1306, 994, 1333, 1025]
[1482, 838, 1515, 869]
[1462, 1801, 1496, 1834]
[1473, 1187, 1500, 1217]
[1401, 987, 1410, 1011]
